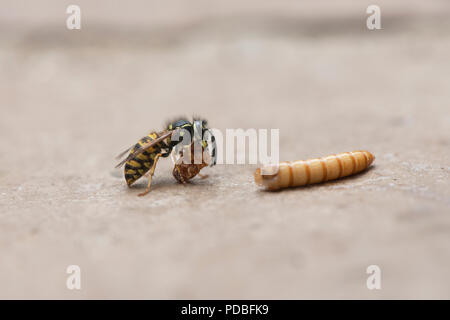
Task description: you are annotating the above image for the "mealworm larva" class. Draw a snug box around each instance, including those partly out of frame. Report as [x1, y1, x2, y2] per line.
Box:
[254, 150, 375, 190]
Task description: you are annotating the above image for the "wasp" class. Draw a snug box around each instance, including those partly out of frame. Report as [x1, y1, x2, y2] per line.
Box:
[115, 118, 216, 196]
[254, 151, 374, 190]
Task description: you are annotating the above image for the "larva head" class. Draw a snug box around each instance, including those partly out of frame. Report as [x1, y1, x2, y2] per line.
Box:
[254, 164, 280, 190]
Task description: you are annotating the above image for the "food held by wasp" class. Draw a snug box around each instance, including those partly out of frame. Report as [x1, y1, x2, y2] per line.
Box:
[254, 151, 375, 191]
[115, 118, 217, 196]
[172, 142, 211, 184]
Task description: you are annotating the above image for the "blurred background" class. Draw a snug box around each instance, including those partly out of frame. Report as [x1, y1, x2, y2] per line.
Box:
[0, 0, 449, 299]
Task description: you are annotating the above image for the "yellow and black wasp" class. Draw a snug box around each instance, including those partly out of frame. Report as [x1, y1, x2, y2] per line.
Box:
[115, 118, 216, 196]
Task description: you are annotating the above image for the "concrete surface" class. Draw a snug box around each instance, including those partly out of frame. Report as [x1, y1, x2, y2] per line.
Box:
[0, 0, 449, 299]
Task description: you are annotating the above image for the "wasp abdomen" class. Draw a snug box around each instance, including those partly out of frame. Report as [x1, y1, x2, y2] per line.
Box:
[254, 151, 375, 191]
[124, 133, 162, 186]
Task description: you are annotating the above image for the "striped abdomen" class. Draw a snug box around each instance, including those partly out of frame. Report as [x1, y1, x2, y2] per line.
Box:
[124, 133, 164, 186]
[254, 151, 375, 191]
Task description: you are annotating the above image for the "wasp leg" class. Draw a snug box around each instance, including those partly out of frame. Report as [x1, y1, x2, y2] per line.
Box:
[138, 153, 162, 197]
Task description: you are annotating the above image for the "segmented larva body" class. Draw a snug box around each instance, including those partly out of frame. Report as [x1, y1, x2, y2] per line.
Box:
[254, 151, 375, 191]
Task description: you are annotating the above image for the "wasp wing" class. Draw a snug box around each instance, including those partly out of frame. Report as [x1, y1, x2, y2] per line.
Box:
[115, 130, 171, 160]
[115, 130, 174, 168]
[115, 146, 134, 160]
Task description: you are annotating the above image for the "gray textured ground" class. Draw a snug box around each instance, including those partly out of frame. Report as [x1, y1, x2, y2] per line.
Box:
[0, 0, 449, 299]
